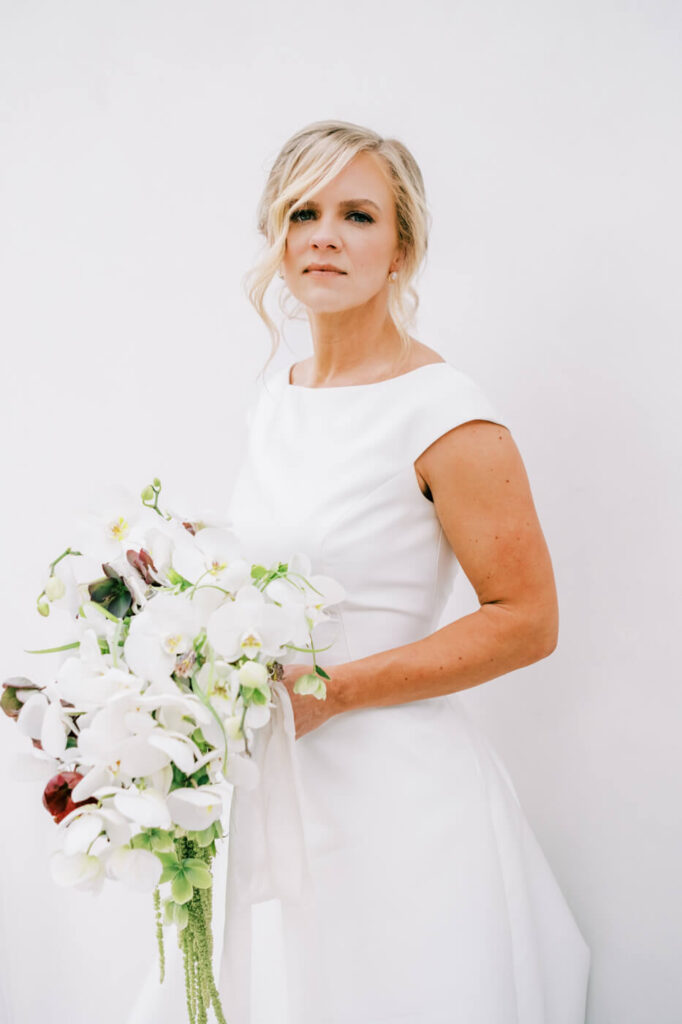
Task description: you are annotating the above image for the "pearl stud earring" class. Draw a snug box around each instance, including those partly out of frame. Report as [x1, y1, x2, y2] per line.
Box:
[389, 271, 397, 281]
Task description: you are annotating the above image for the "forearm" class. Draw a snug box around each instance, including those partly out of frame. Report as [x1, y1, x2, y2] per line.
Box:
[330, 604, 556, 714]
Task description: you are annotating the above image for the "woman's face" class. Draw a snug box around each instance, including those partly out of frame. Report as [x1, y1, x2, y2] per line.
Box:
[281, 151, 403, 314]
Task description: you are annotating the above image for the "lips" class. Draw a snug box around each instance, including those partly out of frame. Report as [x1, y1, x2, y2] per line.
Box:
[304, 265, 346, 274]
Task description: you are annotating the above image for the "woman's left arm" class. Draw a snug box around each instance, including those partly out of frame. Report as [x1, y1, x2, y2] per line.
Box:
[282, 420, 559, 738]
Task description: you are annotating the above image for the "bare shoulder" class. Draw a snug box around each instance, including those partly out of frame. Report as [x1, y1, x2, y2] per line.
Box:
[406, 339, 447, 369]
[414, 414, 513, 500]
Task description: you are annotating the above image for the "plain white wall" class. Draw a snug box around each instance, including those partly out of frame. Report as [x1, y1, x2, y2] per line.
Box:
[1, 1, 680, 1022]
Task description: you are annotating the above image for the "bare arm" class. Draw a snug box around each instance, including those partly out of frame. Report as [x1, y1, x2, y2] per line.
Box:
[283, 419, 559, 735]
[336, 419, 558, 709]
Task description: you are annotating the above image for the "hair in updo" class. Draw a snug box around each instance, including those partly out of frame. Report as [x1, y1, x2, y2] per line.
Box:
[243, 119, 431, 379]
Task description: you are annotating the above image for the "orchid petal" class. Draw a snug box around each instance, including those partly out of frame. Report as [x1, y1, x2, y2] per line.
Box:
[107, 846, 163, 892]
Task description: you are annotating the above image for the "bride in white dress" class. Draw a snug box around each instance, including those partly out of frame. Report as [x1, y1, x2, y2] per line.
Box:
[127, 118, 591, 1024]
[224, 119, 591, 1024]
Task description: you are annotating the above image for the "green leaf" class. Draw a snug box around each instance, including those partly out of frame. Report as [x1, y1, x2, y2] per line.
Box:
[149, 830, 175, 853]
[168, 762, 190, 792]
[190, 825, 218, 848]
[190, 727, 210, 753]
[182, 859, 212, 888]
[88, 577, 132, 618]
[315, 665, 331, 680]
[173, 902, 189, 930]
[24, 641, 81, 655]
[130, 832, 153, 851]
[156, 851, 181, 869]
[188, 767, 210, 787]
[158, 865, 179, 885]
[171, 870, 194, 904]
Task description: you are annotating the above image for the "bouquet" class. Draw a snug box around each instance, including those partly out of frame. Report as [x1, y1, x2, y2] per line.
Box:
[1, 478, 345, 1024]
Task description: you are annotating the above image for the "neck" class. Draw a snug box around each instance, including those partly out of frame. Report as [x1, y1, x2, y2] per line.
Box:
[304, 298, 411, 386]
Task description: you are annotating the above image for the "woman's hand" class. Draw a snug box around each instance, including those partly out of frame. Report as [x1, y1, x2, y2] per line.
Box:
[278, 663, 343, 740]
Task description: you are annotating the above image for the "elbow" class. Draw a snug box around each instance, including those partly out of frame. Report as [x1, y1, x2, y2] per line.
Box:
[527, 613, 559, 662]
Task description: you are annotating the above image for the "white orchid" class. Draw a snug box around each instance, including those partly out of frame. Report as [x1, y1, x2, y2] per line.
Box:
[44, 552, 107, 620]
[15, 689, 73, 760]
[49, 849, 106, 892]
[56, 625, 143, 709]
[71, 483, 160, 564]
[3, 475, 349, 1024]
[172, 526, 250, 591]
[166, 785, 224, 830]
[206, 583, 302, 662]
[124, 592, 201, 688]
[264, 551, 347, 628]
[112, 786, 173, 829]
[138, 518, 198, 587]
[106, 844, 163, 891]
[49, 800, 138, 892]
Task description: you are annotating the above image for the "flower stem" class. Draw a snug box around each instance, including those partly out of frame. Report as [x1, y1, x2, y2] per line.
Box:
[171, 837, 227, 1024]
[153, 886, 165, 984]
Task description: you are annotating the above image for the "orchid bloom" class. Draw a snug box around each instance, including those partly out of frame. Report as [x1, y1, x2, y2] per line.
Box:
[56, 625, 144, 710]
[16, 687, 74, 760]
[171, 526, 251, 595]
[264, 551, 347, 629]
[206, 583, 302, 663]
[73, 690, 217, 788]
[123, 592, 201, 689]
[71, 483, 160, 564]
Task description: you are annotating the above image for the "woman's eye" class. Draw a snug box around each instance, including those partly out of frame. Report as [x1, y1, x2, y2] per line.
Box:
[290, 208, 314, 222]
[290, 209, 373, 224]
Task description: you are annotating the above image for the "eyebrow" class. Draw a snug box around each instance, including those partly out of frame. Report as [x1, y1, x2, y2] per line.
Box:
[300, 197, 381, 213]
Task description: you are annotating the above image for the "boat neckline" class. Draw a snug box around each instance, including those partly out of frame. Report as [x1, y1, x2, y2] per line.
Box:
[284, 360, 451, 392]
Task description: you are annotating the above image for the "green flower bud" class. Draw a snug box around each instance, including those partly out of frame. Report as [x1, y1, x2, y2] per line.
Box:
[37, 598, 50, 617]
[140, 485, 154, 502]
[45, 575, 65, 601]
[152, 477, 161, 488]
[294, 672, 327, 700]
[238, 660, 269, 689]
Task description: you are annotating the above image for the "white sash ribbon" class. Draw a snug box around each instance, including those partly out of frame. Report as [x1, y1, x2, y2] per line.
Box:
[218, 679, 318, 1022]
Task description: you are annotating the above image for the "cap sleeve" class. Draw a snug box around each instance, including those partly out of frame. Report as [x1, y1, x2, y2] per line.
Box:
[406, 365, 509, 465]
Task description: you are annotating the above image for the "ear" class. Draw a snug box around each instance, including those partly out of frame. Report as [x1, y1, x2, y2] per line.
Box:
[391, 245, 407, 274]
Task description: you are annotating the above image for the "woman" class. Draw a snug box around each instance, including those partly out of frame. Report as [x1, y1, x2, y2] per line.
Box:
[221, 119, 591, 1023]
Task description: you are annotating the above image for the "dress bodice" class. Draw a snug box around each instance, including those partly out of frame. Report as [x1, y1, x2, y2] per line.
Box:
[226, 360, 507, 667]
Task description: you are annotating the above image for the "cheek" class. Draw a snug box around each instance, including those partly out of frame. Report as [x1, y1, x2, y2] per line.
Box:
[283, 230, 304, 259]
[353, 235, 392, 275]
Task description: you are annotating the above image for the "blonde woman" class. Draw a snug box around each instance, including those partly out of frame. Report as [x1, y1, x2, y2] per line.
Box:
[217, 119, 595, 1022]
[215, 119, 593, 1024]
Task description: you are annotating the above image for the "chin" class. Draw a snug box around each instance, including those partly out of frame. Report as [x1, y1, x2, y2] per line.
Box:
[295, 287, 376, 315]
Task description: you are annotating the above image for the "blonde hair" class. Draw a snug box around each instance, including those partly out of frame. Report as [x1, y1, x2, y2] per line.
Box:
[242, 119, 431, 381]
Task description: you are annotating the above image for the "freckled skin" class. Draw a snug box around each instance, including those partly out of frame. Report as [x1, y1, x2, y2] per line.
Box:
[273, 154, 559, 730]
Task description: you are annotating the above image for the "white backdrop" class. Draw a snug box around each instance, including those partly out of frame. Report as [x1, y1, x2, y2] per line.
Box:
[1, 2, 680, 1022]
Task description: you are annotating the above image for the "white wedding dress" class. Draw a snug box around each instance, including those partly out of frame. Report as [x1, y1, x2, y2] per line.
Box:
[126, 358, 590, 1024]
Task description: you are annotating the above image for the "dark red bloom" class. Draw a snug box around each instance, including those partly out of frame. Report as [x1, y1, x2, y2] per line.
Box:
[126, 547, 159, 585]
[43, 771, 98, 824]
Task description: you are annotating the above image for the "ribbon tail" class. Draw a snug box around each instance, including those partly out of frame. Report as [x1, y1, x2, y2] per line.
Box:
[219, 679, 313, 1021]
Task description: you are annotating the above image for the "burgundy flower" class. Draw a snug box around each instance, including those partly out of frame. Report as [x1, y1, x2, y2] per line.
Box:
[1, 677, 42, 720]
[43, 771, 98, 824]
[126, 546, 159, 585]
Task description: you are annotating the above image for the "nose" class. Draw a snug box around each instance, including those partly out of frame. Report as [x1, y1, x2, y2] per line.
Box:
[311, 234, 340, 250]
[309, 215, 341, 250]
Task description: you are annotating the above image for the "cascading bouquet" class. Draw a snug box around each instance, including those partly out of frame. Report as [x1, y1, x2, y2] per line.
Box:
[1, 478, 345, 1024]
